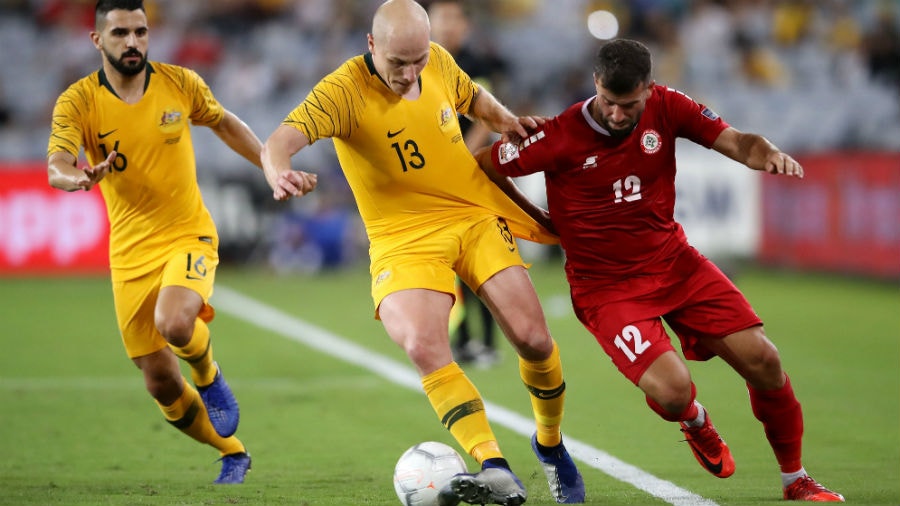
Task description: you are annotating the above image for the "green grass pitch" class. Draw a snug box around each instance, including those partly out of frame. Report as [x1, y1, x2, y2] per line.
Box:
[1, 259, 897, 505]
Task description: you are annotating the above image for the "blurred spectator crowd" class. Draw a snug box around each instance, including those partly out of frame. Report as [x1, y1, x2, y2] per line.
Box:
[0, 0, 898, 271]
[1, 0, 898, 163]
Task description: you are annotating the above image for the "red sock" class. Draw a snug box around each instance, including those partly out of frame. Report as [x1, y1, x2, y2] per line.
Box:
[748, 374, 803, 473]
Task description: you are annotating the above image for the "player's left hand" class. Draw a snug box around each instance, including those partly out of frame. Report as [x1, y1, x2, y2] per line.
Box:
[534, 208, 557, 236]
[764, 152, 804, 179]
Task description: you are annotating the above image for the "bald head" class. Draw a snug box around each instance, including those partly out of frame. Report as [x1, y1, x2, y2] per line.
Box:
[369, 0, 432, 97]
[372, 0, 430, 46]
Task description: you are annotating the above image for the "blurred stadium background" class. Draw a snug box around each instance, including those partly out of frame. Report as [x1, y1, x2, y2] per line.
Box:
[1, 2, 898, 504]
[1, 0, 898, 279]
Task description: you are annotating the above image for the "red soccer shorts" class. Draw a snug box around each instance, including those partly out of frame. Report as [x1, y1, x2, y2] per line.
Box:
[570, 247, 762, 385]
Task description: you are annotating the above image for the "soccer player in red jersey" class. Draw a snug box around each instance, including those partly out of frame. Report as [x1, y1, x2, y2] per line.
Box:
[476, 38, 844, 502]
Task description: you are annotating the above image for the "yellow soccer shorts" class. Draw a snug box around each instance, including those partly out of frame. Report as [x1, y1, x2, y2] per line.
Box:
[369, 214, 526, 319]
[111, 241, 218, 359]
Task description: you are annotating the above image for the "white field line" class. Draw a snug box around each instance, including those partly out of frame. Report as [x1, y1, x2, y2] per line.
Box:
[214, 285, 719, 506]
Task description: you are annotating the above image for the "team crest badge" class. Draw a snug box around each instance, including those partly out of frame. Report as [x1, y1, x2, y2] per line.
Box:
[159, 108, 182, 127]
[640, 129, 661, 154]
[437, 104, 457, 133]
[158, 108, 184, 137]
[497, 142, 520, 164]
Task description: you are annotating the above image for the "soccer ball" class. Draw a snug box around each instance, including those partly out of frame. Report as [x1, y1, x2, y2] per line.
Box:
[393, 441, 468, 506]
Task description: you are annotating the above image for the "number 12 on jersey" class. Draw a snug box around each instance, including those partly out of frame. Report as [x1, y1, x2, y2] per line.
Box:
[613, 175, 642, 203]
[614, 324, 650, 362]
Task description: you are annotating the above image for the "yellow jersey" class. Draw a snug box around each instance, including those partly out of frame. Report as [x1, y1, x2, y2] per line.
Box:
[283, 42, 555, 244]
[47, 62, 223, 279]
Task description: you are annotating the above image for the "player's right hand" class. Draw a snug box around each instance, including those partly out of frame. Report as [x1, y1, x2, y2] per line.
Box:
[78, 151, 116, 191]
[272, 170, 317, 201]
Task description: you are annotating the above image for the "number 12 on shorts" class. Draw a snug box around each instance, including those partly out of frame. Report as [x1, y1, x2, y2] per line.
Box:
[614, 324, 650, 362]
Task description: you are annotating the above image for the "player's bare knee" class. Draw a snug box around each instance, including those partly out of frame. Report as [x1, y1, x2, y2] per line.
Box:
[641, 361, 693, 418]
[742, 327, 782, 372]
[155, 313, 195, 344]
[403, 340, 429, 365]
[746, 342, 784, 388]
[759, 341, 782, 371]
[507, 324, 553, 359]
[512, 338, 553, 361]
[403, 335, 448, 371]
[657, 384, 693, 415]
[143, 370, 182, 404]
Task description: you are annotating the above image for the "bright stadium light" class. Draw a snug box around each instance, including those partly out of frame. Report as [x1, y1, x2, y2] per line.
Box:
[587, 10, 619, 40]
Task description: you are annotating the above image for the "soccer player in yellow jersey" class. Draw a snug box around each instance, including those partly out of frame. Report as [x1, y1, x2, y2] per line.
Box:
[46, 0, 293, 484]
[262, 1, 584, 504]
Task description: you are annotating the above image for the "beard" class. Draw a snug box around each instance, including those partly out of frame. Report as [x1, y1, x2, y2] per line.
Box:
[602, 116, 640, 139]
[607, 125, 635, 138]
[104, 48, 147, 76]
[590, 99, 641, 138]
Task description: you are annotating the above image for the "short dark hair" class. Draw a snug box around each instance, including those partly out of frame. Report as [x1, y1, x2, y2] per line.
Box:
[95, 0, 145, 28]
[593, 39, 652, 95]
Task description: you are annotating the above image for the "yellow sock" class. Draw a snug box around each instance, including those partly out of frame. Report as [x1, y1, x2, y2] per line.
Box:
[169, 319, 216, 387]
[422, 362, 502, 464]
[156, 379, 245, 456]
[520, 340, 565, 448]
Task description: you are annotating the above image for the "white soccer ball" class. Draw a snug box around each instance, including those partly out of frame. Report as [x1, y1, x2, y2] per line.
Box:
[393, 441, 468, 506]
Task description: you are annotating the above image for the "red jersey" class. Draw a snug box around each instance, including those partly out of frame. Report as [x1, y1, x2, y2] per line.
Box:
[492, 85, 729, 284]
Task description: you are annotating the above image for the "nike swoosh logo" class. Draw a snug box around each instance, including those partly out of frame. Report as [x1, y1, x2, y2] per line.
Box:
[185, 274, 204, 280]
[98, 129, 118, 139]
[687, 440, 723, 475]
[387, 128, 405, 138]
[526, 382, 566, 400]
